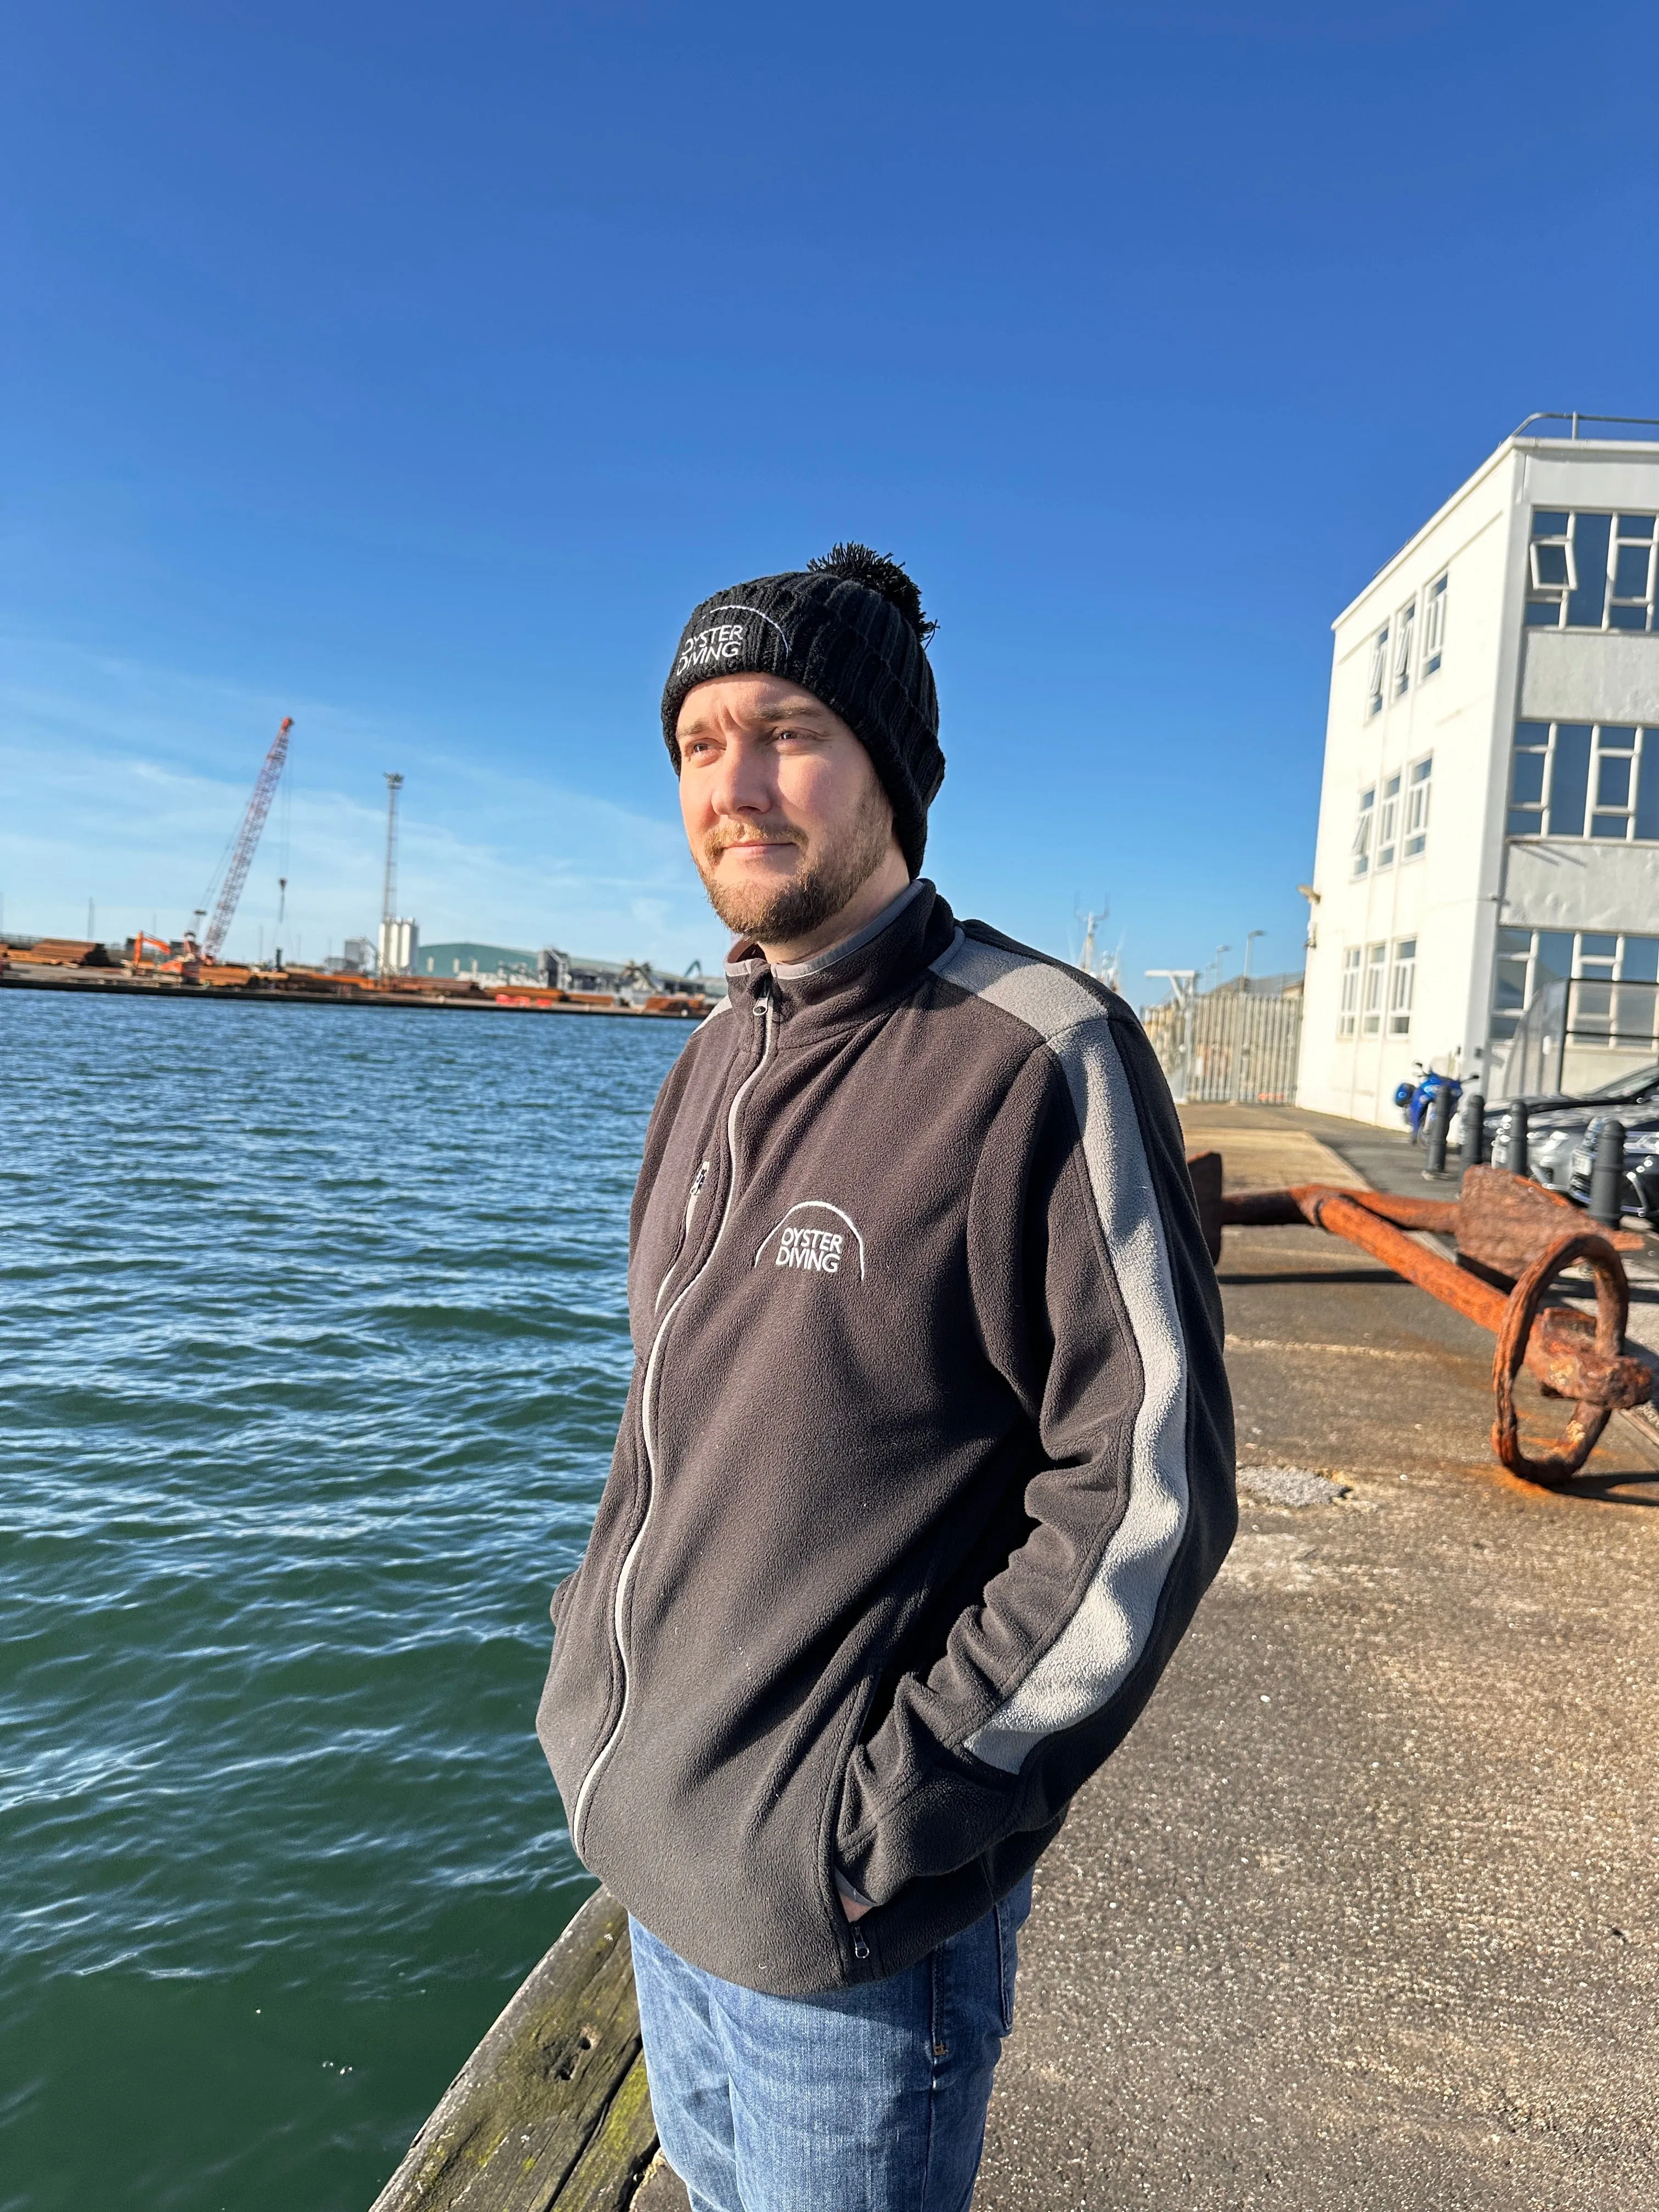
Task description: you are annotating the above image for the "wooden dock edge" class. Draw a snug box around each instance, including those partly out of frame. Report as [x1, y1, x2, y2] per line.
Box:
[369, 1887, 687, 2212]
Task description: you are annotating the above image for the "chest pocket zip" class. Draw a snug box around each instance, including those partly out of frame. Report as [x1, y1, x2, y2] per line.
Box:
[653, 1160, 710, 1314]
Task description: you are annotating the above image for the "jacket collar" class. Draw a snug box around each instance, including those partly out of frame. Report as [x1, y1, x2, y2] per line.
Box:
[723, 878, 955, 1037]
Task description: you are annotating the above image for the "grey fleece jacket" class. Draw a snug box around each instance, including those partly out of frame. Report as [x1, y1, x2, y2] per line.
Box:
[537, 880, 1235, 1996]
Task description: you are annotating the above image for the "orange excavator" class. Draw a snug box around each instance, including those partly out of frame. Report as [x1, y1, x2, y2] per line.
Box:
[129, 930, 201, 978]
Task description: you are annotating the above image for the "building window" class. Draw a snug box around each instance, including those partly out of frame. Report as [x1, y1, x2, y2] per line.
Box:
[1526, 510, 1659, 630]
[1526, 512, 1575, 623]
[1366, 625, 1388, 718]
[1493, 926, 1577, 1043]
[1387, 939, 1416, 1036]
[1592, 726, 1641, 838]
[1392, 602, 1415, 698]
[1404, 754, 1432, 856]
[1609, 514, 1658, 629]
[1421, 574, 1447, 675]
[1491, 928, 1659, 1045]
[1578, 933, 1618, 1042]
[1508, 723, 1551, 836]
[1361, 942, 1387, 1036]
[1352, 786, 1375, 876]
[1508, 721, 1659, 841]
[1376, 772, 1401, 870]
[1339, 946, 1361, 1037]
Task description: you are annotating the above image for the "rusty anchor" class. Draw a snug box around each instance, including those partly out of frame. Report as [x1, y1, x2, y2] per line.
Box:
[1186, 1156, 1652, 1486]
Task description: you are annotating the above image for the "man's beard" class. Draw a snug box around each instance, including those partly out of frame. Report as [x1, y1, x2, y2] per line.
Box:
[697, 785, 894, 946]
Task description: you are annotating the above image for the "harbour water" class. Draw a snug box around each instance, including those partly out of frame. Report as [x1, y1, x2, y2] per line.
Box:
[1, 991, 689, 2212]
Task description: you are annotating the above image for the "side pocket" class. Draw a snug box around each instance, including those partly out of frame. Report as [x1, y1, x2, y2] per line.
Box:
[994, 1871, 1034, 2034]
[823, 1680, 881, 1961]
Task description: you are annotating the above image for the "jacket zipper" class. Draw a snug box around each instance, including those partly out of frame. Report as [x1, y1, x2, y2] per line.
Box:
[571, 989, 776, 1857]
[653, 1159, 710, 1314]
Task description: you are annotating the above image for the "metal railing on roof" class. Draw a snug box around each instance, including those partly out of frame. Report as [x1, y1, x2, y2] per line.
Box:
[1512, 411, 1659, 441]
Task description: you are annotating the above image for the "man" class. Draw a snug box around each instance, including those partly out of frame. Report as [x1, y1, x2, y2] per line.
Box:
[538, 544, 1235, 2211]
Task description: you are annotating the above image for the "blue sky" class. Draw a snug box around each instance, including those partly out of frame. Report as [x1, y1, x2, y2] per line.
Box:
[4, 2, 1657, 986]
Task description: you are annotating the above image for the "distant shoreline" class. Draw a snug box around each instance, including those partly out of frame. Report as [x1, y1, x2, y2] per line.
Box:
[0, 970, 708, 1019]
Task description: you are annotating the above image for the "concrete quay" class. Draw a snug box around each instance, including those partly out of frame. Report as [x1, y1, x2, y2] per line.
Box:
[978, 1102, 1659, 2210]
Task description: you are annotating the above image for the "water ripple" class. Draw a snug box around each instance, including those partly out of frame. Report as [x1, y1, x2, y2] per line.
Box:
[0, 991, 685, 2212]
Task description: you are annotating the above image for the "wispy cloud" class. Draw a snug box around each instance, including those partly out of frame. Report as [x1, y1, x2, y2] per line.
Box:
[0, 640, 721, 968]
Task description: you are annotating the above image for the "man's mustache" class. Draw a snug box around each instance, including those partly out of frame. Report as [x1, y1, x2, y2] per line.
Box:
[703, 826, 806, 857]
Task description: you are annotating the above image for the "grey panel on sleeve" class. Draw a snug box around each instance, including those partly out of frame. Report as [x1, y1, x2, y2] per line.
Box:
[930, 931, 1191, 1774]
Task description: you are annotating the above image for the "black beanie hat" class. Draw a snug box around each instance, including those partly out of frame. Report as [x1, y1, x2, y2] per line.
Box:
[661, 544, 945, 877]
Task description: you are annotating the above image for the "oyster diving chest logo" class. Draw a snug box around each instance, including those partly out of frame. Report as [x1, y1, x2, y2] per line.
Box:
[753, 1201, 867, 1282]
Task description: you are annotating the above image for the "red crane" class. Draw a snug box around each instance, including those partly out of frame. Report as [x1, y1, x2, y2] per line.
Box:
[202, 718, 293, 962]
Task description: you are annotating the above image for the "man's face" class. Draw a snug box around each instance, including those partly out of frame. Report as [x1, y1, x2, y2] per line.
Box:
[676, 674, 898, 944]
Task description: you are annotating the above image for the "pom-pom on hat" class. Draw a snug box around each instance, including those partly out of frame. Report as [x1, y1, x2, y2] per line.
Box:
[661, 544, 945, 877]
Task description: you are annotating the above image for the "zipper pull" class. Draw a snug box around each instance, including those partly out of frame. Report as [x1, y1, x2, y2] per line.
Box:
[689, 1161, 708, 1199]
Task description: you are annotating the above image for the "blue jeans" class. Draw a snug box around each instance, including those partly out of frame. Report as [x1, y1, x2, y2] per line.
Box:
[630, 1876, 1032, 2212]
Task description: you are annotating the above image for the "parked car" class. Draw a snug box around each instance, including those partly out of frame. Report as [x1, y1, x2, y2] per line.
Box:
[1486, 1060, 1659, 1215]
[1563, 1111, 1659, 1229]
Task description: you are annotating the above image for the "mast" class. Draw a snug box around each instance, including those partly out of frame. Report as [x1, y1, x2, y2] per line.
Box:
[202, 719, 293, 962]
[377, 772, 407, 976]
[381, 773, 404, 928]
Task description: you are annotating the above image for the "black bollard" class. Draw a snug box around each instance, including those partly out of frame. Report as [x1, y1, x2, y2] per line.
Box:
[1500, 1098, 1530, 1177]
[1422, 1087, 1452, 1178]
[1588, 1118, 1627, 1228]
[1458, 1088, 1485, 1175]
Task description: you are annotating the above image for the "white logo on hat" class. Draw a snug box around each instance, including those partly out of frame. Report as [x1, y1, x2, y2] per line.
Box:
[675, 623, 747, 679]
[673, 601, 792, 684]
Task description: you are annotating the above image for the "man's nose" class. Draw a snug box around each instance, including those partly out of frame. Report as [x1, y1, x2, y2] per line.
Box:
[710, 742, 774, 816]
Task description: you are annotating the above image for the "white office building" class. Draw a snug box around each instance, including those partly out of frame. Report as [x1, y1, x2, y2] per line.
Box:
[1297, 417, 1659, 1125]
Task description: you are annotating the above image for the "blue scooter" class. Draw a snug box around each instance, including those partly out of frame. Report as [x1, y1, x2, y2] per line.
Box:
[1393, 1064, 1463, 1144]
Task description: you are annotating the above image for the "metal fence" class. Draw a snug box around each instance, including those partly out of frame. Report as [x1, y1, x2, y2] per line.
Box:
[1139, 984, 1304, 1104]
